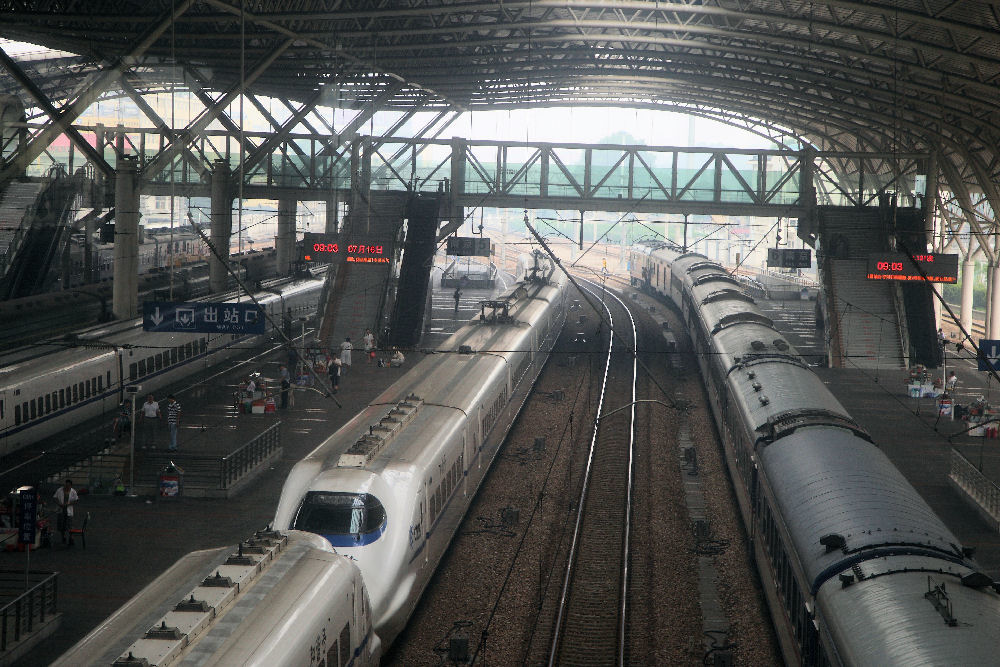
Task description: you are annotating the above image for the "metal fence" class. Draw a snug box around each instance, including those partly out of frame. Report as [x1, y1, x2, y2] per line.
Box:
[0, 570, 58, 651]
[950, 448, 1000, 524]
[220, 422, 282, 490]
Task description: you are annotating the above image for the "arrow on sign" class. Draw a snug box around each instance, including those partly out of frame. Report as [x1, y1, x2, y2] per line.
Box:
[150, 307, 164, 326]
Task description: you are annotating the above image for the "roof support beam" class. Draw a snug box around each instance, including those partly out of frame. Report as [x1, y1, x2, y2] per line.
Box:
[0, 45, 113, 177]
[141, 38, 294, 180]
[0, 0, 197, 185]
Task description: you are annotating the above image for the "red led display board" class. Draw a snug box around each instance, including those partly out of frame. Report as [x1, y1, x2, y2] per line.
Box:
[865, 252, 958, 283]
[302, 233, 390, 264]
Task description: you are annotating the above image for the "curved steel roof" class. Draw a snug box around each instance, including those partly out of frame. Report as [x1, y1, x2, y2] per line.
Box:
[2, 1, 1000, 246]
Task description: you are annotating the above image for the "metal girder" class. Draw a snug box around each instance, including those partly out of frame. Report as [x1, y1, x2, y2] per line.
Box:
[141, 38, 294, 181]
[0, 45, 113, 177]
[241, 88, 324, 177]
[0, 0, 197, 185]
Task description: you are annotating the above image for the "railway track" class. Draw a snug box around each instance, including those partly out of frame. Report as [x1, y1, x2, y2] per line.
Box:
[548, 277, 638, 666]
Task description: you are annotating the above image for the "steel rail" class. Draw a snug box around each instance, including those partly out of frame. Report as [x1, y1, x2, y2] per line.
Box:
[547, 277, 638, 666]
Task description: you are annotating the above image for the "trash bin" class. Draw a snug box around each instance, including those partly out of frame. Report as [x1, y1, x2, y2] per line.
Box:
[159, 462, 184, 498]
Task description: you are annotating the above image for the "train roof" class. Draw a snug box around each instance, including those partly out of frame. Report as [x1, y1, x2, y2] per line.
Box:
[819, 566, 1000, 665]
[53, 531, 363, 666]
[760, 427, 965, 594]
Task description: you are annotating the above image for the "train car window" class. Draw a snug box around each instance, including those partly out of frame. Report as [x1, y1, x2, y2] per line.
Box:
[339, 624, 351, 666]
[59, 389, 65, 408]
[155, 353, 163, 371]
[200, 338, 207, 354]
[106, 371, 111, 388]
[293, 492, 387, 539]
[129, 363, 137, 381]
[97, 376, 102, 391]
[29, 400, 36, 420]
[146, 356, 154, 374]
[0, 399, 4, 420]
[14, 404, 20, 426]
[138, 359, 147, 376]
[72, 385, 78, 403]
[171, 348, 178, 364]
[85, 380, 91, 398]
[185, 342, 193, 357]
[45, 394, 51, 414]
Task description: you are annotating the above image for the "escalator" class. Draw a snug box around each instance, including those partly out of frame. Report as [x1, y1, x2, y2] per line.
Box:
[387, 194, 441, 348]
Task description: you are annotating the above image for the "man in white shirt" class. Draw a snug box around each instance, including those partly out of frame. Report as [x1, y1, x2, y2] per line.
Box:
[139, 394, 161, 449]
[53, 479, 78, 546]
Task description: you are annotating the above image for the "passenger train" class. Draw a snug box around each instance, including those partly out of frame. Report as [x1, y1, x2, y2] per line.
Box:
[629, 240, 1000, 665]
[54, 530, 379, 666]
[273, 254, 569, 648]
[0, 273, 322, 458]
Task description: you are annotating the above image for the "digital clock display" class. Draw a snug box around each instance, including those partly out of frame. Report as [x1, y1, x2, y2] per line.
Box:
[865, 252, 958, 283]
[302, 233, 390, 264]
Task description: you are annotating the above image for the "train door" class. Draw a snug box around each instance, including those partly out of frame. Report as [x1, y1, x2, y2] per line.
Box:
[0, 391, 5, 429]
[419, 482, 429, 566]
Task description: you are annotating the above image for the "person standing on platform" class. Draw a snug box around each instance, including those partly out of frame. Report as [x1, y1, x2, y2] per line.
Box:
[947, 370, 959, 392]
[279, 365, 291, 409]
[363, 328, 375, 364]
[453, 287, 462, 313]
[166, 395, 181, 451]
[340, 337, 353, 371]
[330, 357, 342, 393]
[53, 479, 78, 547]
[139, 394, 161, 449]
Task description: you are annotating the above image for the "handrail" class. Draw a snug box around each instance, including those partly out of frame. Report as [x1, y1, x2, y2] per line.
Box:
[0, 570, 58, 650]
[950, 447, 1000, 522]
[219, 421, 282, 490]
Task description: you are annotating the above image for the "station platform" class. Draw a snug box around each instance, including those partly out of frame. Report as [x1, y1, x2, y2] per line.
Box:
[757, 296, 1000, 577]
[5, 275, 496, 666]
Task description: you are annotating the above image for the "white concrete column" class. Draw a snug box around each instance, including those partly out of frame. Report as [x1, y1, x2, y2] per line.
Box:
[276, 196, 297, 276]
[112, 155, 140, 319]
[932, 283, 943, 329]
[988, 263, 996, 339]
[990, 263, 1000, 339]
[961, 259, 975, 338]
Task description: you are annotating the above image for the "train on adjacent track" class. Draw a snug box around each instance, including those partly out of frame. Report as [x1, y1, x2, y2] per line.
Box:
[272, 254, 568, 649]
[0, 273, 322, 459]
[629, 240, 1000, 665]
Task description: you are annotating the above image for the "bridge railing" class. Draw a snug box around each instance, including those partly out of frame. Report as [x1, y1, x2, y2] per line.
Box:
[949, 447, 1000, 530]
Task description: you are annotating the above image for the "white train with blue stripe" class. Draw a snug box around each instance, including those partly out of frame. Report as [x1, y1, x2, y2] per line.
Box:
[0, 274, 322, 458]
[273, 255, 568, 648]
[629, 240, 1000, 666]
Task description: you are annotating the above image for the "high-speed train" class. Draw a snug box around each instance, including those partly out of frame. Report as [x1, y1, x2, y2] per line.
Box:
[54, 530, 379, 666]
[0, 273, 322, 458]
[629, 240, 1000, 666]
[273, 254, 568, 648]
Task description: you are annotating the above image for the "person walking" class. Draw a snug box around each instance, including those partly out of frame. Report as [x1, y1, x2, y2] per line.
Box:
[340, 337, 353, 371]
[279, 364, 291, 409]
[53, 479, 78, 546]
[453, 287, 462, 313]
[139, 394, 161, 448]
[363, 328, 375, 364]
[166, 395, 181, 451]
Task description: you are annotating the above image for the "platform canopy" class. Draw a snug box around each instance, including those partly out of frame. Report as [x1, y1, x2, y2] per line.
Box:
[0, 2, 998, 155]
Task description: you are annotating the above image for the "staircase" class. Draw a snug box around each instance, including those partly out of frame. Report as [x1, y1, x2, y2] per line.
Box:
[819, 207, 906, 369]
[828, 259, 905, 368]
[317, 191, 407, 348]
[0, 180, 44, 281]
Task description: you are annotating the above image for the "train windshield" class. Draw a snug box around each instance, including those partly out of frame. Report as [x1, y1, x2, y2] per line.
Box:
[293, 492, 387, 542]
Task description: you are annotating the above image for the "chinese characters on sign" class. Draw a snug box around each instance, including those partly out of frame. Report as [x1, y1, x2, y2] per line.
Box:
[865, 252, 959, 283]
[766, 248, 812, 269]
[143, 301, 265, 334]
